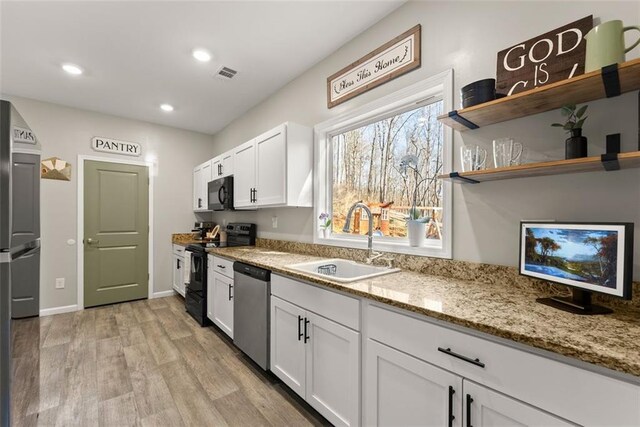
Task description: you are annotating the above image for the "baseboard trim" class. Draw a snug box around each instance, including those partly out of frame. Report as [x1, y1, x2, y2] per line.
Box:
[152, 290, 175, 299]
[40, 304, 79, 317]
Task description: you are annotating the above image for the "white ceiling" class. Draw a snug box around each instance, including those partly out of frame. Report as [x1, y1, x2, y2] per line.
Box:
[0, 1, 403, 135]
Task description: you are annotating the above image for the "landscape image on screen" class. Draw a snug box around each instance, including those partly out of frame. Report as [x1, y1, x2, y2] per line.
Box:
[524, 227, 619, 288]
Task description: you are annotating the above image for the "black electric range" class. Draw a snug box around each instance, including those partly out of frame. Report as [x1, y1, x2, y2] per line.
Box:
[184, 223, 256, 326]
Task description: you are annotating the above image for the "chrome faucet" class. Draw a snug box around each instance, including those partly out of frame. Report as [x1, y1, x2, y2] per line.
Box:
[342, 201, 382, 263]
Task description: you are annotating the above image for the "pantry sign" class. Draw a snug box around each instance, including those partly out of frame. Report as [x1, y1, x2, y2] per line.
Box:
[92, 136, 141, 157]
[327, 25, 421, 108]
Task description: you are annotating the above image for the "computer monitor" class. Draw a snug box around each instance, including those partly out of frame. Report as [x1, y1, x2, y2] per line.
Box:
[519, 221, 634, 315]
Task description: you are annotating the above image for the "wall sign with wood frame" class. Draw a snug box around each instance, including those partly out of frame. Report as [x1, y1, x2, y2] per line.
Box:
[327, 25, 421, 108]
[496, 15, 593, 96]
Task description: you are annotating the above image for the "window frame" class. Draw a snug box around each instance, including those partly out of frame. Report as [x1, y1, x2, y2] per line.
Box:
[313, 69, 454, 258]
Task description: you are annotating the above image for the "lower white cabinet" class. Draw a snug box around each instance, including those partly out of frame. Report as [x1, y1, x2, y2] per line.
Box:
[366, 339, 463, 427]
[210, 272, 234, 338]
[172, 245, 186, 297]
[463, 380, 572, 427]
[271, 296, 306, 396]
[270, 293, 360, 427]
[206, 255, 234, 338]
[366, 303, 640, 426]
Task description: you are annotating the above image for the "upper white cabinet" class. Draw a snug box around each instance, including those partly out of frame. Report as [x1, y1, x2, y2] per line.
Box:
[193, 160, 212, 211]
[234, 122, 312, 209]
[211, 150, 234, 179]
[233, 140, 256, 209]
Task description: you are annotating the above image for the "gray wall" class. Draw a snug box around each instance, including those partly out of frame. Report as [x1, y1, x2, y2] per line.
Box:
[6, 96, 214, 311]
[208, 1, 640, 279]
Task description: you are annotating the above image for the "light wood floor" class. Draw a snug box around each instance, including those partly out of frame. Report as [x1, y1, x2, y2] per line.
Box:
[11, 295, 329, 427]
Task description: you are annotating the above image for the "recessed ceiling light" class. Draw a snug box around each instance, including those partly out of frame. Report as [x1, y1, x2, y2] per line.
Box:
[192, 49, 212, 62]
[62, 63, 83, 75]
[160, 103, 174, 112]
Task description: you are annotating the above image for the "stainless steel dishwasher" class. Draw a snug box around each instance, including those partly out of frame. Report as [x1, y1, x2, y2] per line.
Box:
[233, 262, 271, 370]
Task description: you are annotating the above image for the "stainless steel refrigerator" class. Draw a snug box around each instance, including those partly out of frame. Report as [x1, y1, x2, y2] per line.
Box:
[1, 100, 41, 426]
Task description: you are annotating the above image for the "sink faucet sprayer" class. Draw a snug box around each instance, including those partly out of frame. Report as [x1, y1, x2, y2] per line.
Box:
[342, 201, 386, 264]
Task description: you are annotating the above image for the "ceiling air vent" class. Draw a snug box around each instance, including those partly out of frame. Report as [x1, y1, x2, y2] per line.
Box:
[216, 66, 238, 80]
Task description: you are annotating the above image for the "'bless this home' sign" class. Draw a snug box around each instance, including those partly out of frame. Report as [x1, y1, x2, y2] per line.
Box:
[327, 25, 421, 108]
[92, 137, 141, 157]
[496, 15, 593, 96]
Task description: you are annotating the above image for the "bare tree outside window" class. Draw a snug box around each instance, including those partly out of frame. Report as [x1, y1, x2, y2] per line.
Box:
[331, 100, 444, 241]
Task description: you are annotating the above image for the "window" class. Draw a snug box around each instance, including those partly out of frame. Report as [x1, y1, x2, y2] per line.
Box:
[314, 70, 453, 258]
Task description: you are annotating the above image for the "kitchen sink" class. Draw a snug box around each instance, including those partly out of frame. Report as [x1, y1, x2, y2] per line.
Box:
[286, 259, 400, 283]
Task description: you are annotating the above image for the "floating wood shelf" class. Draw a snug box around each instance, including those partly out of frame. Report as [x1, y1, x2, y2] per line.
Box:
[438, 58, 640, 132]
[439, 151, 640, 184]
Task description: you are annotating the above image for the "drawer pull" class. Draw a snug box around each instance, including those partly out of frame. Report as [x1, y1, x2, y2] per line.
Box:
[438, 347, 485, 368]
[217, 264, 226, 269]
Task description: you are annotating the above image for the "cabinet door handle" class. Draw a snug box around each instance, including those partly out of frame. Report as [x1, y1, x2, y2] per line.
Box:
[438, 347, 485, 368]
[466, 394, 473, 427]
[297, 315, 303, 341]
[198, 198, 202, 208]
[228, 284, 233, 301]
[448, 386, 455, 427]
[220, 164, 223, 175]
[177, 259, 181, 269]
[303, 318, 310, 343]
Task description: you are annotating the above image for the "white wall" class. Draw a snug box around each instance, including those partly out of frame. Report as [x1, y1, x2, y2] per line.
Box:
[5, 96, 214, 311]
[209, 1, 640, 279]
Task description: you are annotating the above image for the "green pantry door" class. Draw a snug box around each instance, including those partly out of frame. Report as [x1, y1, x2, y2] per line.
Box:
[84, 160, 149, 308]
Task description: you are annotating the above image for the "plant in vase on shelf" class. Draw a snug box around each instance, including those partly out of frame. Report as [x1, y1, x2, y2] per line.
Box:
[319, 212, 332, 238]
[551, 103, 589, 159]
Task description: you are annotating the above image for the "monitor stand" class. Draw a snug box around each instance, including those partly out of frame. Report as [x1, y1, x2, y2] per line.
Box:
[536, 288, 613, 315]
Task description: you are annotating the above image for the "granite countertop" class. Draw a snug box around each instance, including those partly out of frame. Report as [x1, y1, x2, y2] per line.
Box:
[203, 245, 640, 379]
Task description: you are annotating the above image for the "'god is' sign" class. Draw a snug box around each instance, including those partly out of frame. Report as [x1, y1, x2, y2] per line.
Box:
[496, 16, 593, 96]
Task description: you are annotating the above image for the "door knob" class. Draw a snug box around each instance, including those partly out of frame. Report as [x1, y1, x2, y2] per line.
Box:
[86, 238, 99, 244]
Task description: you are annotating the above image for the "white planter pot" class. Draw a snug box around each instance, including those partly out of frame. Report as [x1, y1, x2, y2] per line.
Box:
[407, 220, 426, 247]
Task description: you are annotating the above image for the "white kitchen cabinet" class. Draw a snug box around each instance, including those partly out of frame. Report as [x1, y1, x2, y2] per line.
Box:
[211, 150, 234, 179]
[211, 155, 222, 179]
[463, 380, 572, 427]
[206, 255, 234, 339]
[221, 150, 234, 178]
[172, 245, 186, 297]
[193, 160, 212, 211]
[270, 295, 306, 397]
[233, 140, 256, 208]
[210, 272, 234, 338]
[255, 124, 287, 206]
[366, 339, 463, 427]
[366, 303, 640, 426]
[232, 122, 312, 209]
[270, 276, 360, 427]
[305, 311, 360, 427]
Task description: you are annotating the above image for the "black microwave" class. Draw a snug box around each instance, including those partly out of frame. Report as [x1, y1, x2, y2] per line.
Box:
[208, 176, 234, 211]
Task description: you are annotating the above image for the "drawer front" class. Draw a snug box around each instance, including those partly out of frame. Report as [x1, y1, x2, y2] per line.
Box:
[368, 304, 640, 426]
[212, 256, 234, 278]
[272, 274, 360, 331]
[172, 244, 186, 257]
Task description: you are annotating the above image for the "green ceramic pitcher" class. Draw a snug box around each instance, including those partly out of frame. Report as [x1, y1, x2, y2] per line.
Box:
[585, 20, 640, 72]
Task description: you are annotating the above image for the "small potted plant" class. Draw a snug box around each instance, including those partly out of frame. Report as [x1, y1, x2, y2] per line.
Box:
[551, 104, 588, 159]
[318, 212, 331, 238]
[399, 154, 434, 247]
[407, 207, 429, 247]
